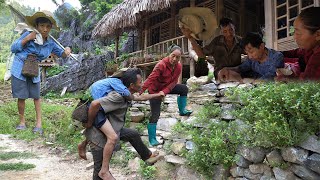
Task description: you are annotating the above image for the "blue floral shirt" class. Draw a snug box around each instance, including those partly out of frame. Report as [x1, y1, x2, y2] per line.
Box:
[11, 31, 64, 83]
[90, 78, 131, 100]
[239, 48, 284, 80]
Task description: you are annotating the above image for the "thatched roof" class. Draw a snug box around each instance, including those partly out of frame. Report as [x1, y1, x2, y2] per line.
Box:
[92, 0, 176, 38]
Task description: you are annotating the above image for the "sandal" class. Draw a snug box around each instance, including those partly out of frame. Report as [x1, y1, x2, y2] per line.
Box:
[32, 127, 43, 135]
[16, 125, 27, 130]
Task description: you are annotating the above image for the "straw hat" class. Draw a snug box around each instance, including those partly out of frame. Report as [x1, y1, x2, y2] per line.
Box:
[179, 7, 217, 40]
[26, 10, 60, 30]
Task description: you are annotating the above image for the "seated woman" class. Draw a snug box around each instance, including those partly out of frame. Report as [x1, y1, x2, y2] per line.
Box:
[276, 7, 320, 81]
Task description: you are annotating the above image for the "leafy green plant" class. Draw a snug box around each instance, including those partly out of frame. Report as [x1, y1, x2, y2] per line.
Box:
[0, 162, 36, 171]
[0, 152, 36, 160]
[138, 160, 157, 179]
[46, 65, 68, 77]
[229, 82, 320, 148]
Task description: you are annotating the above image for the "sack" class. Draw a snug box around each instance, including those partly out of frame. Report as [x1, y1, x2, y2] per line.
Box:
[4, 53, 14, 81]
[22, 54, 39, 77]
[72, 100, 89, 123]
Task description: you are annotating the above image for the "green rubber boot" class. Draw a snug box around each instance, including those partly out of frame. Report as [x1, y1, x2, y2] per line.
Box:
[177, 96, 193, 116]
[147, 123, 160, 146]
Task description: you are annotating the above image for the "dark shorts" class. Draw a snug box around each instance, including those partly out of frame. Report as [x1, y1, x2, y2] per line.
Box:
[11, 76, 40, 99]
[93, 109, 107, 129]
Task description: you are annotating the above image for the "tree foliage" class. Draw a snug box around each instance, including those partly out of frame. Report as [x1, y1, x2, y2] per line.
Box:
[79, 0, 123, 18]
[0, 1, 35, 63]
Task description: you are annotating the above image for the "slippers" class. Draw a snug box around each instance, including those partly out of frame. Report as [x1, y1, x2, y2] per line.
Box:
[16, 125, 27, 130]
[32, 127, 43, 135]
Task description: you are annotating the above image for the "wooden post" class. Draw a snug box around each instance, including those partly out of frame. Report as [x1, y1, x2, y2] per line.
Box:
[216, 0, 224, 22]
[144, 19, 149, 54]
[41, 67, 47, 82]
[264, 0, 276, 49]
[115, 34, 119, 59]
[188, 0, 196, 78]
[170, 2, 176, 38]
[240, 0, 245, 36]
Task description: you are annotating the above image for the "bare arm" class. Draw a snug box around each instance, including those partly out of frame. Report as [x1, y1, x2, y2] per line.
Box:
[132, 91, 165, 101]
[180, 27, 205, 58]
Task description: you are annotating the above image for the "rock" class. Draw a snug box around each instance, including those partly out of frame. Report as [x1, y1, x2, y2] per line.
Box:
[217, 82, 239, 89]
[130, 111, 145, 123]
[266, 150, 284, 166]
[230, 166, 245, 177]
[235, 154, 252, 168]
[305, 153, 320, 174]
[249, 163, 271, 174]
[273, 167, 298, 180]
[164, 155, 186, 165]
[221, 104, 236, 120]
[128, 157, 140, 172]
[186, 141, 195, 151]
[157, 118, 178, 132]
[299, 135, 320, 154]
[290, 164, 320, 180]
[281, 147, 308, 165]
[212, 164, 230, 180]
[244, 169, 262, 179]
[237, 146, 266, 163]
[199, 83, 218, 92]
[186, 76, 209, 87]
[130, 107, 140, 112]
[86, 162, 94, 170]
[42, 54, 107, 94]
[175, 165, 203, 180]
[171, 141, 185, 155]
[260, 175, 276, 180]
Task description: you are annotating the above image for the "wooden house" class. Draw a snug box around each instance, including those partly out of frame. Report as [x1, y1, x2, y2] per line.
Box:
[92, 0, 318, 80]
[265, 0, 319, 51]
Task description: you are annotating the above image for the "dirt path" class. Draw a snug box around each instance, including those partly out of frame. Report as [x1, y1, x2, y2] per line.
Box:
[0, 84, 129, 180]
[0, 134, 130, 180]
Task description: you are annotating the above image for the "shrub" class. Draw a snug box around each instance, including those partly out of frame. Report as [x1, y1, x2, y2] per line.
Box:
[230, 82, 320, 148]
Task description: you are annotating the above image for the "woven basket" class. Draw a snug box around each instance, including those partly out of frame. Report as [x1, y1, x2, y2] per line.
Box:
[22, 54, 39, 77]
[72, 100, 89, 123]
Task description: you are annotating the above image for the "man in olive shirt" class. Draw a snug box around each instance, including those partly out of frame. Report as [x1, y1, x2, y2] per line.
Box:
[181, 18, 242, 78]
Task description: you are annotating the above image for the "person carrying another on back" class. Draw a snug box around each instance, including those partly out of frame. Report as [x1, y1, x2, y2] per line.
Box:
[219, 32, 284, 82]
[78, 68, 164, 179]
[276, 7, 320, 81]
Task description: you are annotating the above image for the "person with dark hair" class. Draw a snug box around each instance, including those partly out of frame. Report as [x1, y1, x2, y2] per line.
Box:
[78, 68, 164, 179]
[11, 10, 71, 134]
[180, 17, 243, 77]
[276, 7, 320, 81]
[83, 68, 164, 180]
[219, 32, 284, 81]
[139, 44, 192, 146]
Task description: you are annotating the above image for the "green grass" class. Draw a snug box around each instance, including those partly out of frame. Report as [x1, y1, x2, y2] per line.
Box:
[0, 99, 83, 152]
[0, 63, 6, 82]
[0, 162, 36, 171]
[0, 152, 36, 160]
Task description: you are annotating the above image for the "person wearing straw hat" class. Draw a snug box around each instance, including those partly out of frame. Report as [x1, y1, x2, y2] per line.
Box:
[11, 10, 71, 134]
[179, 7, 243, 78]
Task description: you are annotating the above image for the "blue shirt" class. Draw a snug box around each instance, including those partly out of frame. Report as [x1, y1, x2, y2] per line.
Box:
[90, 78, 131, 100]
[11, 31, 64, 83]
[239, 48, 284, 80]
